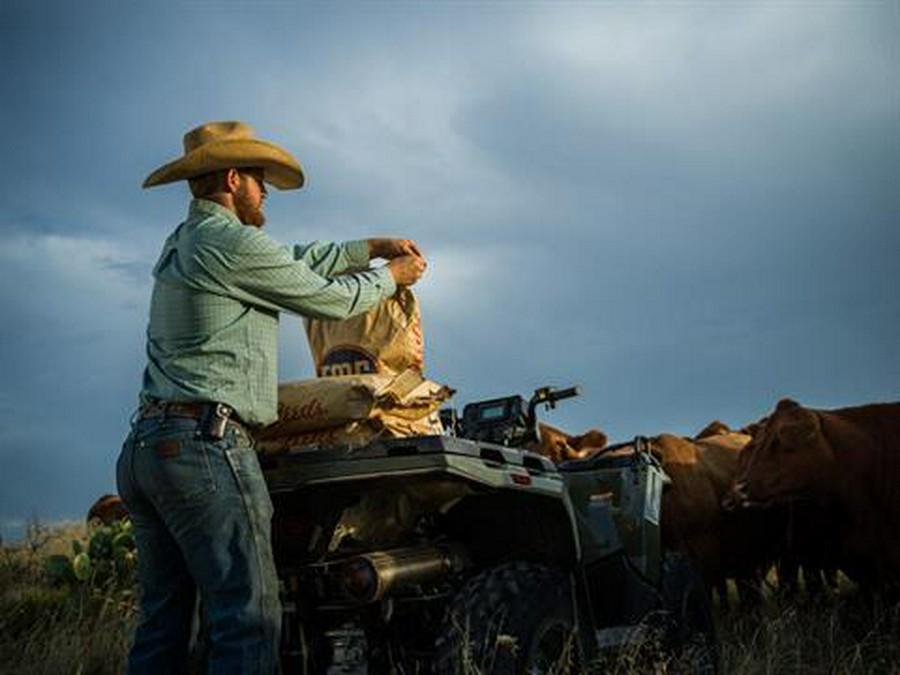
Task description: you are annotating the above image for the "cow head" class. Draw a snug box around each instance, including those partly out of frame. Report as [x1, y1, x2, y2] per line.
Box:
[87, 493, 129, 525]
[531, 423, 607, 462]
[731, 398, 834, 508]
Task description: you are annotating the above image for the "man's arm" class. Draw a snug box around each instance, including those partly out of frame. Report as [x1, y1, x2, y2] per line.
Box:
[294, 238, 425, 276]
[292, 236, 426, 292]
[292, 240, 370, 276]
[203, 229, 424, 319]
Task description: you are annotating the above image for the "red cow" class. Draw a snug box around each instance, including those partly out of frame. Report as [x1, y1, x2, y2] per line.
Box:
[732, 398, 900, 591]
[87, 494, 129, 525]
[652, 431, 772, 606]
[531, 422, 607, 463]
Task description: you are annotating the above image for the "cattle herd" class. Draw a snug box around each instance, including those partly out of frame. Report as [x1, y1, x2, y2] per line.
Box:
[87, 396, 900, 603]
[528, 396, 900, 603]
[654, 397, 900, 603]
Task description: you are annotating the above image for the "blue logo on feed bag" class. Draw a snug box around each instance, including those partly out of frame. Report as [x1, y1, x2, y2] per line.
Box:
[319, 347, 378, 376]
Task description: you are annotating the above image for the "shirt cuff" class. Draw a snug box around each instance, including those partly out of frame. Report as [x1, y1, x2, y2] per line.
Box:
[345, 239, 371, 268]
[375, 266, 397, 298]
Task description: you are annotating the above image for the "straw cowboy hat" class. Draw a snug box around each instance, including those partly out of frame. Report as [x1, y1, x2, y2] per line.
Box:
[143, 121, 305, 190]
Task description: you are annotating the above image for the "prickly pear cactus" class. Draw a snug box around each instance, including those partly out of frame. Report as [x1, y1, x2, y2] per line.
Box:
[44, 518, 137, 589]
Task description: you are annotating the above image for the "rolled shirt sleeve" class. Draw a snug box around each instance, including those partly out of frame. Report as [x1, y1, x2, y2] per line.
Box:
[292, 239, 371, 276]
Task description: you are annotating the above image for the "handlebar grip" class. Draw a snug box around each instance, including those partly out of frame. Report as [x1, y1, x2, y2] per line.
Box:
[548, 386, 580, 402]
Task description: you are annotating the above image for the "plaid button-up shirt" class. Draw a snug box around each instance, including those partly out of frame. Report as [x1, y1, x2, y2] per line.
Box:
[140, 199, 396, 427]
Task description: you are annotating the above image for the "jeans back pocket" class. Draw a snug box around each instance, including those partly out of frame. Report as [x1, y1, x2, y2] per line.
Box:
[134, 419, 220, 505]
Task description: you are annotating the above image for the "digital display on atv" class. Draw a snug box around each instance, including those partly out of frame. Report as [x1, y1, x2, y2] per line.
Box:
[478, 403, 508, 421]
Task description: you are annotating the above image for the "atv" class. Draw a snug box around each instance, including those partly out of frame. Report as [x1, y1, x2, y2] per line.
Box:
[261, 385, 717, 674]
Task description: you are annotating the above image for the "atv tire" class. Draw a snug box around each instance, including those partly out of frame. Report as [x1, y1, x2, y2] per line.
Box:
[435, 561, 577, 675]
[661, 552, 719, 675]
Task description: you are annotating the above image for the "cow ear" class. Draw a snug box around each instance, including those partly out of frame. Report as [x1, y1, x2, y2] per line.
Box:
[775, 398, 801, 413]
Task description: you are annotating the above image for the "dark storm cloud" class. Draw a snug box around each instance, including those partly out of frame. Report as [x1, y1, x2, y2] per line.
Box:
[0, 0, 896, 530]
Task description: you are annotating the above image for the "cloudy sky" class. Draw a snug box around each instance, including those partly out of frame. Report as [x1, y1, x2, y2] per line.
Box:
[1, 0, 897, 537]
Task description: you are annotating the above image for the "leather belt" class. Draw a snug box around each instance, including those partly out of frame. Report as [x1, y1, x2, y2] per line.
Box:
[139, 399, 246, 430]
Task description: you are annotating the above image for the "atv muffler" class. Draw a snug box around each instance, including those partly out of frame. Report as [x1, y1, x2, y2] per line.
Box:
[337, 543, 469, 602]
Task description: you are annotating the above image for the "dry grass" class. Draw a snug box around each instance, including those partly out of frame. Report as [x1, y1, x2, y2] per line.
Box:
[0, 522, 138, 675]
[716, 592, 900, 675]
[1, 525, 898, 674]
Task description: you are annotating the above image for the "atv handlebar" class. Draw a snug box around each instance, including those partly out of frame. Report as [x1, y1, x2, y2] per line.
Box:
[527, 386, 580, 422]
[449, 384, 581, 446]
[540, 386, 580, 405]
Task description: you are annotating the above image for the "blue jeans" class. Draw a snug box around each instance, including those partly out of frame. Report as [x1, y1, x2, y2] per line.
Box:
[116, 415, 281, 675]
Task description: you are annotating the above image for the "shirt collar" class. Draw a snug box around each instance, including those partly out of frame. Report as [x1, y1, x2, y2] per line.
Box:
[189, 198, 243, 226]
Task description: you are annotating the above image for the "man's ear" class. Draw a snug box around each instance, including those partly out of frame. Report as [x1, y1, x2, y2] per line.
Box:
[224, 168, 242, 193]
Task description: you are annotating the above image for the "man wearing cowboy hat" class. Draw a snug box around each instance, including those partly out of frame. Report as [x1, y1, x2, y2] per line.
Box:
[117, 121, 426, 674]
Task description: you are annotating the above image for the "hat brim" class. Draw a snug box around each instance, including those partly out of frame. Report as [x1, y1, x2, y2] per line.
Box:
[143, 138, 305, 190]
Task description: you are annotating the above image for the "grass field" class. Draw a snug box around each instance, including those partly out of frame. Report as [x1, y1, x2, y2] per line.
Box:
[1, 523, 897, 674]
[0, 522, 137, 675]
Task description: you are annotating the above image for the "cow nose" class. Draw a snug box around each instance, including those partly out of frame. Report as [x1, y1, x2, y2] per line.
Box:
[723, 479, 751, 510]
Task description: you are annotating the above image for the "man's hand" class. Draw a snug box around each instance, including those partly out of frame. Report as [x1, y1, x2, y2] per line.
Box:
[368, 238, 423, 261]
[369, 239, 426, 286]
[388, 255, 427, 287]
